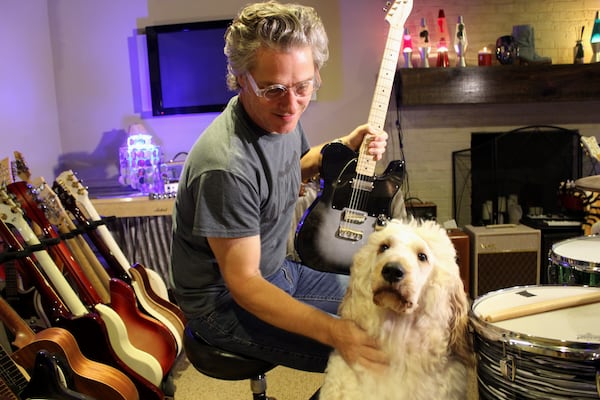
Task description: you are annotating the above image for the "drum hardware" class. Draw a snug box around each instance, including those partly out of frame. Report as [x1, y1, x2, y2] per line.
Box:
[499, 343, 516, 382]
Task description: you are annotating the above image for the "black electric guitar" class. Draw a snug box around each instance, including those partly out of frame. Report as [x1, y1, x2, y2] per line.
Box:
[295, 0, 412, 274]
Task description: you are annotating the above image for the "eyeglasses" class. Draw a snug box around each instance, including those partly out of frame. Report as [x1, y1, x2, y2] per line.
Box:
[245, 71, 320, 100]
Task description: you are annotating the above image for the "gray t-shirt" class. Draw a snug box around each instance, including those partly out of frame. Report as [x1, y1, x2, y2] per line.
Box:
[170, 96, 310, 318]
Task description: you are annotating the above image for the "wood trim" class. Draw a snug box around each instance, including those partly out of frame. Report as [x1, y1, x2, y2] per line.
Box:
[396, 63, 600, 106]
[91, 196, 174, 218]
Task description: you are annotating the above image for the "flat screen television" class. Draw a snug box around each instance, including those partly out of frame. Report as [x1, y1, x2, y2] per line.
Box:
[145, 19, 234, 116]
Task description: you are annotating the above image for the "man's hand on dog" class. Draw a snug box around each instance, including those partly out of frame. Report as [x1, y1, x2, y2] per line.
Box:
[330, 319, 390, 373]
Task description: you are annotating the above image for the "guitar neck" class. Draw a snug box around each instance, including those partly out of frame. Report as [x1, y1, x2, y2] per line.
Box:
[357, 9, 404, 178]
[77, 195, 132, 272]
[0, 201, 88, 317]
[7, 182, 104, 307]
[32, 177, 113, 298]
[53, 177, 133, 280]
[0, 381, 19, 400]
[0, 345, 28, 399]
[74, 212, 131, 284]
[0, 220, 74, 321]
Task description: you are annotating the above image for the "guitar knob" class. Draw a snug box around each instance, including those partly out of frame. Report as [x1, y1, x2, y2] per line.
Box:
[375, 214, 388, 230]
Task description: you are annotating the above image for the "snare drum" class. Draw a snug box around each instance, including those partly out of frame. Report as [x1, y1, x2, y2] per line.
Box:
[548, 235, 600, 286]
[471, 285, 600, 399]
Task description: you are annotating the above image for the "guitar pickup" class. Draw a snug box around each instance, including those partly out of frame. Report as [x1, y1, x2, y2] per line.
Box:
[350, 177, 374, 192]
[337, 227, 363, 241]
[342, 208, 367, 224]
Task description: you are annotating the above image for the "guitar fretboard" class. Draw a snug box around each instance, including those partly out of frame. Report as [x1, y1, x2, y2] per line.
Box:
[0, 345, 28, 398]
[357, 3, 405, 179]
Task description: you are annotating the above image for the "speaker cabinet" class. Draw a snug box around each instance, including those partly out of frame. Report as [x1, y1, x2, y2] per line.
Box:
[464, 224, 541, 299]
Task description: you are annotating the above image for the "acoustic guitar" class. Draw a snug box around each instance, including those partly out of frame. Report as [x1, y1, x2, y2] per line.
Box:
[0, 295, 139, 400]
[295, 0, 412, 274]
[0, 215, 165, 400]
[0, 342, 94, 400]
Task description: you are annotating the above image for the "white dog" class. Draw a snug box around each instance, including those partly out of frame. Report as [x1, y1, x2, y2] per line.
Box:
[319, 219, 477, 400]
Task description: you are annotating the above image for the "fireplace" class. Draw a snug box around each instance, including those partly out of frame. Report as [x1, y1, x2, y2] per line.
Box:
[453, 125, 583, 227]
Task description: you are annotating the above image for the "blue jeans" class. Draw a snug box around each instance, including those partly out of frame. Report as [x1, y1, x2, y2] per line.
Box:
[187, 259, 348, 372]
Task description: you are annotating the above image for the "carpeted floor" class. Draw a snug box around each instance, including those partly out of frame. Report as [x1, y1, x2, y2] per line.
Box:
[171, 355, 324, 400]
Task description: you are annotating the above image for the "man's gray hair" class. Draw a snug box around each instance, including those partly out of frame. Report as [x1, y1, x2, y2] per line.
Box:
[224, 1, 329, 91]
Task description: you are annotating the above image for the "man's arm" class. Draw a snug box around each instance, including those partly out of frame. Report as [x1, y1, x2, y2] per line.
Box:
[208, 235, 389, 371]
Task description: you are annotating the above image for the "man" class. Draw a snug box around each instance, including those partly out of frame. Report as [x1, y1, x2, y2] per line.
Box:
[170, 1, 389, 373]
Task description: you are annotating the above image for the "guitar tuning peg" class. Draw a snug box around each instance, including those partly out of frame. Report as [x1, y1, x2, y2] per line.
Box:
[383, 1, 392, 12]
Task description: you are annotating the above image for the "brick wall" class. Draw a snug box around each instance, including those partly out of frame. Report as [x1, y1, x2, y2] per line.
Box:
[381, 1, 600, 225]
[405, 0, 599, 66]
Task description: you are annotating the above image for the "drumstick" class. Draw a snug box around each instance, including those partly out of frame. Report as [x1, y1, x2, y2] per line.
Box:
[483, 291, 600, 322]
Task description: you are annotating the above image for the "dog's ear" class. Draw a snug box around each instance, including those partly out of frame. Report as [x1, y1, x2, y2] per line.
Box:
[447, 282, 476, 367]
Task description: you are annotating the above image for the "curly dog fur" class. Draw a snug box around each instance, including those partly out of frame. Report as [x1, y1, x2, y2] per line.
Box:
[319, 219, 477, 400]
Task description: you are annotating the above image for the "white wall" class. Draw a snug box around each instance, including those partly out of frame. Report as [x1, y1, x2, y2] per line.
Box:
[0, 1, 61, 181]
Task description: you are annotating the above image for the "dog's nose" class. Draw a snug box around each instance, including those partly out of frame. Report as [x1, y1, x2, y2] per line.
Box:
[381, 262, 404, 283]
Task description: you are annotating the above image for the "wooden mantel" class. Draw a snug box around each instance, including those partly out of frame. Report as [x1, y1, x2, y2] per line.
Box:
[395, 63, 600, 106]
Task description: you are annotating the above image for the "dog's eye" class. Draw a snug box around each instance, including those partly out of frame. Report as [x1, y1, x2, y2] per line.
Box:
[378, 243, 390, 253]
[417, 252, 428, 262]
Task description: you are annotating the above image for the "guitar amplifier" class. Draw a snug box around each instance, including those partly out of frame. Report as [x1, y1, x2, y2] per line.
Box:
[464, 224, 541, 299]
[448, 229, 470, 295]
[406, 201, 437, 221]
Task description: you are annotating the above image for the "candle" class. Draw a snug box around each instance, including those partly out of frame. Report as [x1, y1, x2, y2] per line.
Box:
[478, 47, 492, 66]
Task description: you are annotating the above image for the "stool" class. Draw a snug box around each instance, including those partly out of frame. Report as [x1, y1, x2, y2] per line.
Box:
[183, 325, 276, 399]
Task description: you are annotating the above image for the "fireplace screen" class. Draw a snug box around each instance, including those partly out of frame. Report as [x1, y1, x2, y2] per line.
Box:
[453, 125, 582, 227]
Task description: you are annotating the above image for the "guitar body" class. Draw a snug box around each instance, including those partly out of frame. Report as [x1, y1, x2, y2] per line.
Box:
[296, 142, 404, 273]
[52, 179, 185, 353]
[57, 312, 164, 400]
[109, 277, 177, 375]
[11, 327, 139, 400]
[19, 350, 95, 400]
[129, 265, 185, 351]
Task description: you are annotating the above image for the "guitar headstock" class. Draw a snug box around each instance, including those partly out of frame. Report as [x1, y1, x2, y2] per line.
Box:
[0, 158, 12, 186]
[55, 170, 89, 207]
[33, 177, 73, 228]
[52, 179, 79, 213]
[12, 151, 31, 183]
[0, 187, 30, 237]
[6, 181, 49, 230]
[384, 0, 413, 28]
